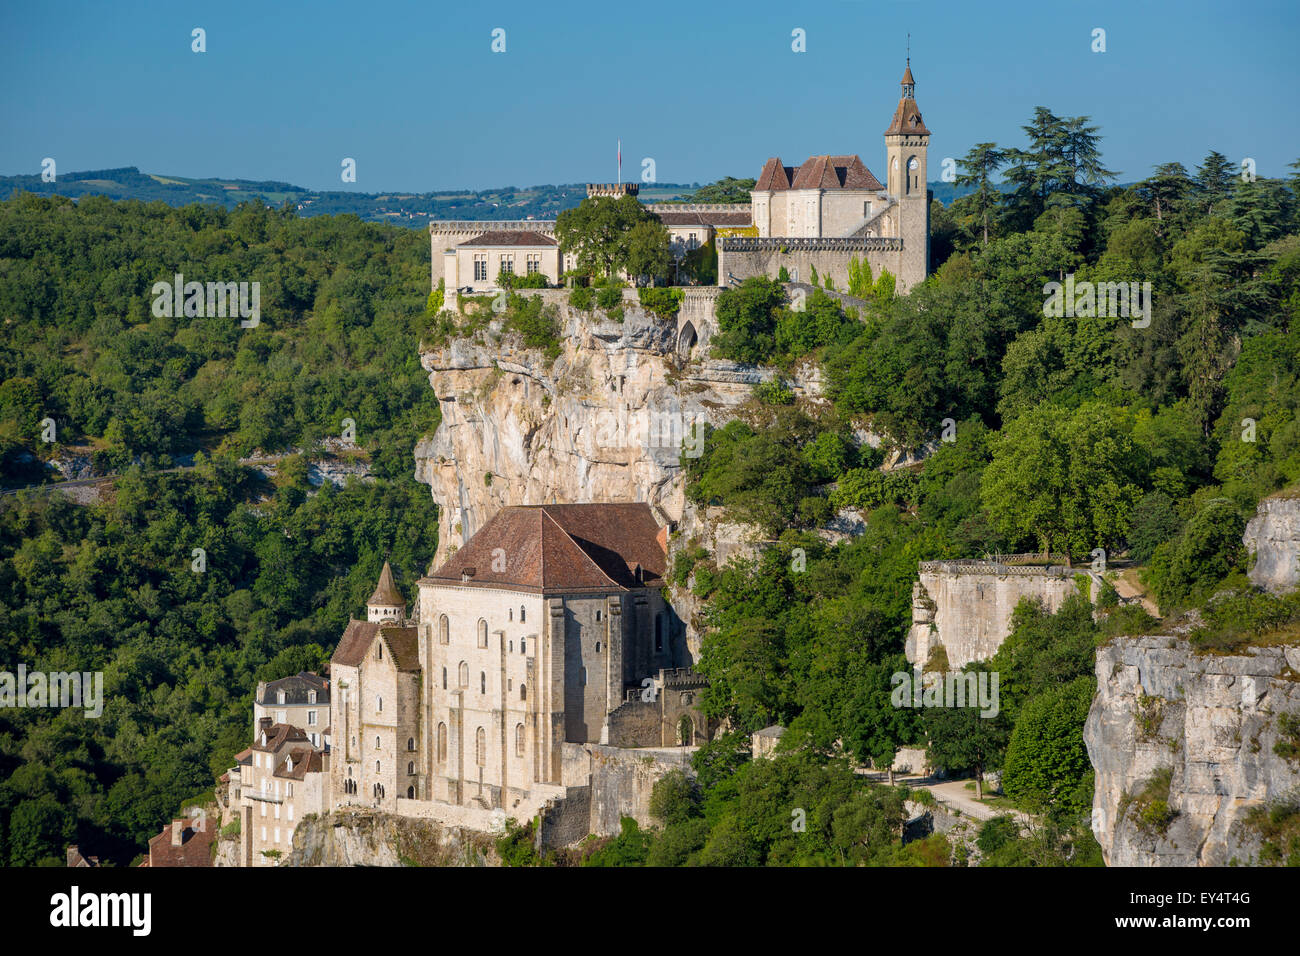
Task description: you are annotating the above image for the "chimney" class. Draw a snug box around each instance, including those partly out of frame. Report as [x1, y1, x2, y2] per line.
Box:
[171, 820, 184, 847]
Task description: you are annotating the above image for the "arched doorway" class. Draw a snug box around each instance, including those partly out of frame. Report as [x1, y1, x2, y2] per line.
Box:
[677, 320, 697, 359]
[678, 714, 694, 746]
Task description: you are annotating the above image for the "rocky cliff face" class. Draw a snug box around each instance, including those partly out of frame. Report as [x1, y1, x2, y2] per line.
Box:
[1085, 634, 1300, 866]
[1244, 492, 1300, 594]
[414, 299, 802, 575]
[285, 809, 500, 866]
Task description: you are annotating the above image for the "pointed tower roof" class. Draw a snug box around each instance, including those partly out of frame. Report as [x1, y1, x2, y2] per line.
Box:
[885, 59, 929, 136]
[367, 561, 404, 607]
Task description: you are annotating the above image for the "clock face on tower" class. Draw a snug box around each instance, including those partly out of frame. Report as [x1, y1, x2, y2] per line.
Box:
[908, 157, 919, 170]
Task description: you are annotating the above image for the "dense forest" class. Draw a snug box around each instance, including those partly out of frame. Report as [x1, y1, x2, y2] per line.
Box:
[2, 104, 1299, 867]
[0, 197, 443, 864]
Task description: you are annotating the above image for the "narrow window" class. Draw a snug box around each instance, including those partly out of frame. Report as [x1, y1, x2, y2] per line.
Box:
[520, 605, 525, 623]
[407, 761, 414, 775]
[520, 683, 527, 701]
[407, 737, 415, 751]
[459, 662, 468, 687]
[477, 619, 488, 648]
[437, 723, 447, 762]
[475, 727, 486, 767]
[515, 723, 525, 757]
[480, 672, 486, 694]
[439, 614, 449, 645]
[442, 667, 447, 689]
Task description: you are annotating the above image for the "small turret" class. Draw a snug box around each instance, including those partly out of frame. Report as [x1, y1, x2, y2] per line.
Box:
[367, 561, 406, 624]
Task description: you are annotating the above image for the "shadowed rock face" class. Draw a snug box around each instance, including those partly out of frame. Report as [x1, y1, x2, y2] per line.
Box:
[1244, 494, 1300, 594]
[1085, 634, 1300, 867]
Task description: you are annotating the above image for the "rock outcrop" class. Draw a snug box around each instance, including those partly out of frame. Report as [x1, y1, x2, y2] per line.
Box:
[1244, 492, 1300, 594]
[1085, 634, 1300, 866]
[905, 561, 1092, 668]
[285, 808, 500, 866]
[414, 301, 796, 574]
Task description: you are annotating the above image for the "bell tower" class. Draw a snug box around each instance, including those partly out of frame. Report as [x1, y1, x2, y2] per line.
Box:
[884, 55, 931, 288]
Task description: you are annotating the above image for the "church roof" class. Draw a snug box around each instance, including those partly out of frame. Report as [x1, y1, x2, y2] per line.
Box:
[424, 503, 667, 594]
[368, 561, 404, 607]
[331, 620, 419, 671]
[755, 155, 883, 192]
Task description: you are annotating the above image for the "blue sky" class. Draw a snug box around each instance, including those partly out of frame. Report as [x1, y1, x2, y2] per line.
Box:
[2, 0, 1297, 192]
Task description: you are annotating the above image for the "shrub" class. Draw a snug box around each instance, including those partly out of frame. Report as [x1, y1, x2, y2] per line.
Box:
[568, 286, 594, 311]
[596, 285, 623, 311]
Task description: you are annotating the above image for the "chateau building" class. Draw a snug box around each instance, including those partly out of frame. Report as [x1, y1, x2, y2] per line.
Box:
[430, 60, 931, 299]
[328, 504, 708, 818]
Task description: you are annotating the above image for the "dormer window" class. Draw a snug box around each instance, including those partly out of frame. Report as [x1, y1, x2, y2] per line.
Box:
[277, 691, 285, 705]
[308, 690, 317, 704]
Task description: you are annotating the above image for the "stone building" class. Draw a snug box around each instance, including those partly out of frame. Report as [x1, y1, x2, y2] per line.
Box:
[230, 720, 330, 866]
[326, 503, 709, 821]
[139, 818, 216, 867]
[443, 230, 563, 295]
[328, 563, 422, 811]
[253, 671, 329, 749]
[718, 61, 931, 293]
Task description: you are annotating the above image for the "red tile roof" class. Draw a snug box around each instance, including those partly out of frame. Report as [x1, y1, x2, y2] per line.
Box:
[426, 503, 667, 593]
[146, 820, 216, 867]
[756, 155, 883, 192]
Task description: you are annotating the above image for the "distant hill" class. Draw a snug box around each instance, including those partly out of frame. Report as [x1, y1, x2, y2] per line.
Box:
[0, 167, 703, 227]
[0, 166, 995, 225]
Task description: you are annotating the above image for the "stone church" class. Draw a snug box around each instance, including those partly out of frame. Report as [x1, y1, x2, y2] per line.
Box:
[328, 503, 708, 816]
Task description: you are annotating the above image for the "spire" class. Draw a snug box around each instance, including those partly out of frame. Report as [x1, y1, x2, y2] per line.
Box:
[885, 55, 929, 136]
[367, 561, 404, 608]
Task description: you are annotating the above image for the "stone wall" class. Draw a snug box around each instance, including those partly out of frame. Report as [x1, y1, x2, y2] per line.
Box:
[718, 237, 903, 293]
[1244, 492, 1300, 594]
[584, 744, 696, 837]
[905, 561, 1091, 668]
[1085, 634, 1300, 866]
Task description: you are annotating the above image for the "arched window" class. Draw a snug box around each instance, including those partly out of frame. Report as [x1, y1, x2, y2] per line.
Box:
[375, 736, 380, 749]
[407, 737, 415, 751]
[520, 683, 527, 701]
[520, 605, 526, 623]
[439, 614, 449, 645]
[509, 640, 513, 653]
[375, 760, 381, 772]
[475, 727, 486, 767]
[480, 671, 487, 694]
[407, 761, 414, 775]
[477, 619, 488, 648]
[442, 667, 447, 690]
[595, 641, 602, 654]
[509, 608, 513, 621]
[437, 723, 447, 762]
[515, 723, 525, 757]
[407, 786, 415, 799]
[459, 662, 468, 687]
[520, 638, 526, 654]
[377, 695, 383, 712]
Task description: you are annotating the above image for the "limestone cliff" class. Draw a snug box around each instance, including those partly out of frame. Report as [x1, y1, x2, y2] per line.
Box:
[1244, 491, 1300, 594]
[284, 808, 500, 866]
[1085, 634, 1300, 866]
[413, 294, 820, 629]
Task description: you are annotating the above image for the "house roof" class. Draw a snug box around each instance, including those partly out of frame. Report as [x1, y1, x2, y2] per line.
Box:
[379, 625, 421, 672]
[253, 723, 309, 753]
[145, 821, 216, 868]
[368, 561, 404, 607]
[257, 671, 329, 706]
[424, 503, 667, 593]
[756, 155, 883, 192]
[460, 230, 557, 247]
[274, 747, 326, 780]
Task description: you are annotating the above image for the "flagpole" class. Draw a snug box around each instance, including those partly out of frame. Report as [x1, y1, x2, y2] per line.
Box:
[617, 139, 622, 186]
